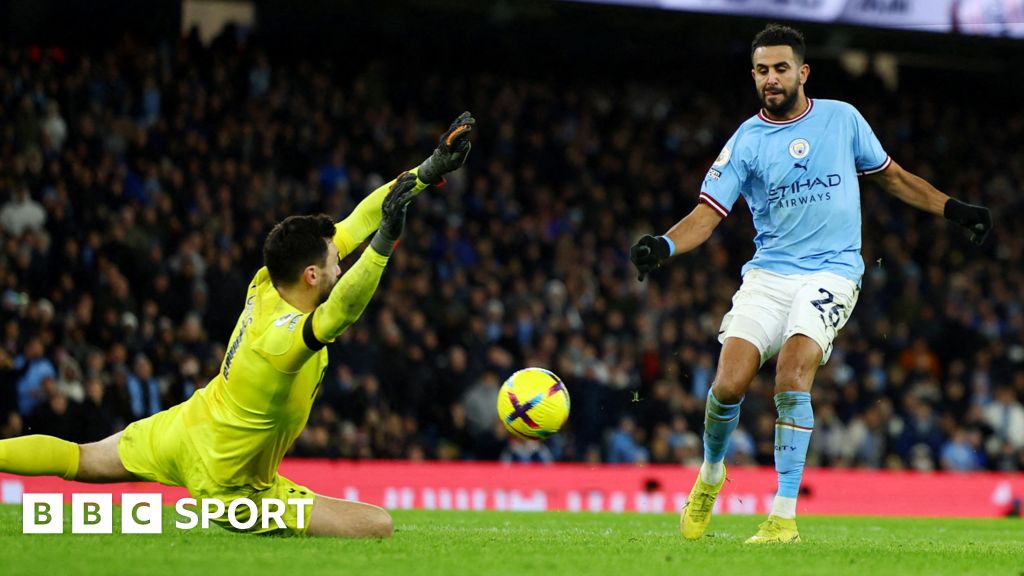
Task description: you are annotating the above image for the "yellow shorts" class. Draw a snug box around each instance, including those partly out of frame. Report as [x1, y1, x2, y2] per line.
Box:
[118, 406, 316, 535]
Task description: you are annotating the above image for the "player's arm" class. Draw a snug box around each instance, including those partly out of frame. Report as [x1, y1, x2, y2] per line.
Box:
[302, 244, 387, 352]
[332, 170, 429, 258]
[333, 112, 475, 259]
[865, 160, 993, 245]
[629, 204, 724, 281]
[256, 245, 390, 373]
[630, 130, 745, 282]
[308, 173, 419, 349]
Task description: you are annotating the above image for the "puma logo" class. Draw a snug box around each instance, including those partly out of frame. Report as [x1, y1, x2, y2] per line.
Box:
[794, 162, 808, 171]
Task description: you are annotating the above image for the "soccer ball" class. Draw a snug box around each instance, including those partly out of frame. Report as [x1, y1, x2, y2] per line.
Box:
[496, 367, 570, 440]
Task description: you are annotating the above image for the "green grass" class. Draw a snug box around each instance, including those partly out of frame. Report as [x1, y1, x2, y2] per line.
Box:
[1, 506, 1021, 576]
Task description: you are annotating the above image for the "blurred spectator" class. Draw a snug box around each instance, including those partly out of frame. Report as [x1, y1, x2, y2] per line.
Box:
[669, 416, 703, 466]
[78, 376, 115, 442]
[26, 379, 76, 440]
[462, 371, 500, 439]
[845, 401, 892, 468]
[607, 417, 648, 464]
[56, 353, 85, 403]
[1, 185, 46, 237]
[983, 385, 1024, 457]
[1, 412, 23, 439]
[895, 395, 945, 466]
[500, 438, 554, 464]
[15, 338, 55, 416]
[0, 348, 17, 420]
[41, 100, 68, 151]
[808, 402, 849, 467]
[726, 425, 756, 465]
[940, 427, 984, 471]
[126, 354, 161, 419]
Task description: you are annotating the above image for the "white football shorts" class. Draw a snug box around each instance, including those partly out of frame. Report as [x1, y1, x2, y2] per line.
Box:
[718, 268, 860, 366]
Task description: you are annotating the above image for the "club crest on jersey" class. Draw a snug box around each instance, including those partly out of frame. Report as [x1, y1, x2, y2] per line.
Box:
[789, 138, 810, 159]
[713, 146, 731, 167]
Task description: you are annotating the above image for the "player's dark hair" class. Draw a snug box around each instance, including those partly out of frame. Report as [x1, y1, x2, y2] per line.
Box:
[263, 214, 336, 286]
[751, 24, 806, 63]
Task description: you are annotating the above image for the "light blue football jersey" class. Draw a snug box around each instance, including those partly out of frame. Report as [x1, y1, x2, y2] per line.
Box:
[700, 98, 889, 283]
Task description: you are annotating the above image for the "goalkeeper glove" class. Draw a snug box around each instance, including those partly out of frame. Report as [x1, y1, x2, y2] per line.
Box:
[417, 111, 475, 185]
[944, 198, 992, 245]
[629, 234, 673, 282]
[370, 172, 420, 257]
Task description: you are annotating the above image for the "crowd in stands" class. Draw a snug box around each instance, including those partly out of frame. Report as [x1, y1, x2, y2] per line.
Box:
[0, 29, 1022, 472]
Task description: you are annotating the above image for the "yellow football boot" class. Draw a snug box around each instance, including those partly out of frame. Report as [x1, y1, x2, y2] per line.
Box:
[679, 466, 726, 540]
[744, 515, 801, 544]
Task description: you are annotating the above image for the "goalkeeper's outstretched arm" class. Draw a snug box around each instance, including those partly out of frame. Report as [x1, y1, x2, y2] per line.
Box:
[332, 169, 429, 259]
[304, 246, 390, 349]
[307, 173, 420, 350]
[333, 111, 475, 258]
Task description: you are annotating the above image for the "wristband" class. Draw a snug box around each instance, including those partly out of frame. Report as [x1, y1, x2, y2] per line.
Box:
[660, 235, 676, 257]
[369, 230, 397, 257]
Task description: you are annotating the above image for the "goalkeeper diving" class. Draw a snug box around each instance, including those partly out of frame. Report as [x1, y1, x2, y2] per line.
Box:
[0, 112, 476, 537]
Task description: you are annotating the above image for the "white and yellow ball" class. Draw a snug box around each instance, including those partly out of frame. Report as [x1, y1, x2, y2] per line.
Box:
[496, 367, 570, 440]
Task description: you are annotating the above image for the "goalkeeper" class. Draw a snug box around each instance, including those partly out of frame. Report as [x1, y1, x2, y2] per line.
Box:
[0, 112, 475, 537]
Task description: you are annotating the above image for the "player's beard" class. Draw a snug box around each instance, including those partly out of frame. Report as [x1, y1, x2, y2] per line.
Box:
[760, 82, 800, 117]
[318, 274, 338, 305]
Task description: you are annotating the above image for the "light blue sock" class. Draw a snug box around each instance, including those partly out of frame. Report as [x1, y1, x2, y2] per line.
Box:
[774, 391, 814, 499]
[702, 391, 743, 464]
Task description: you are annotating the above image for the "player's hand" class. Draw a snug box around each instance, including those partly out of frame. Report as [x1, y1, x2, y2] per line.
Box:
[944, 198, 993, 245]
[371, 172, 419, 256]
[629, 234, 671, 282]
[417, 111, 475, 184]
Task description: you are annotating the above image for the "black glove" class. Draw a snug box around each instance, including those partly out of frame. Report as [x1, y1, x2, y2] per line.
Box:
[629, 234, 672, 282]
[370, 172, 420, 256]
[944, 198, 992, 246]
[417, 111, 475, 184]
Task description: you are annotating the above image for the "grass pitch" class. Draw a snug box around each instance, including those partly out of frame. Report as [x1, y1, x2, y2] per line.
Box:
[1, 506, 1021, 576]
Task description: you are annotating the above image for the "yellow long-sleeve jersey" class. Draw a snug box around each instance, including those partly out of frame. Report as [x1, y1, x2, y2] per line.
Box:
[177, 172, 428, 489]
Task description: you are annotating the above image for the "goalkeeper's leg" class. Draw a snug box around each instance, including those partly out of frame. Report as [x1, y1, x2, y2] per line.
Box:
[307, 494, 393, 538]
[0, 432, 137, 482]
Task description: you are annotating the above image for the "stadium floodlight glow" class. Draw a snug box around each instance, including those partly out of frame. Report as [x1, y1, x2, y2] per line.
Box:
[560, 0, 1024, 38]
[21, 493, 314, 534]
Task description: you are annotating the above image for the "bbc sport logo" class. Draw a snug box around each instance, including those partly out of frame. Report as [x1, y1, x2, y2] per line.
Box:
[21, 493, 313, 534]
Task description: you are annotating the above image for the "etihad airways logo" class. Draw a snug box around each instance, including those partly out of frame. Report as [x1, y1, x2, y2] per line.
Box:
[768, 174, 842, 208]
